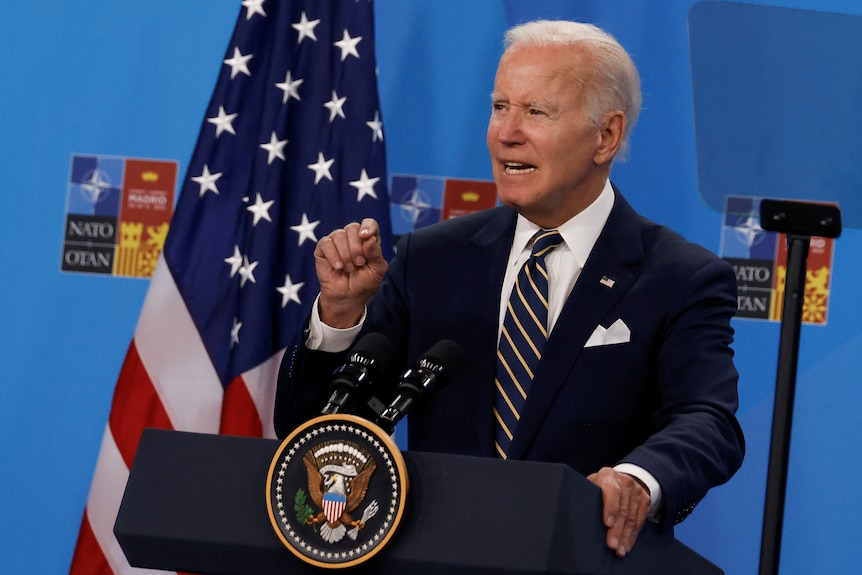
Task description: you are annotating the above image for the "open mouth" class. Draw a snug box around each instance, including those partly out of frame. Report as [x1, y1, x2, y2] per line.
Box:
[503, 162, 536, 174]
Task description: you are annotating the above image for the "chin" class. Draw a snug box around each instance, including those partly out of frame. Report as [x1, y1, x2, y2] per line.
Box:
[496, 189, 533, 211]
[496, 195, 519, 211]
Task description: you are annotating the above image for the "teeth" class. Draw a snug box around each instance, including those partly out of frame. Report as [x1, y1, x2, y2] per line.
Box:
[504, 162, 535, 174]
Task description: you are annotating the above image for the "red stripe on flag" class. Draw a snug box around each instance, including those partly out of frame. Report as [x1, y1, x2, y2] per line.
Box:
[108, 339, 173, 469]
[219, 375, 263, 437]
[68, 513, 112, 575]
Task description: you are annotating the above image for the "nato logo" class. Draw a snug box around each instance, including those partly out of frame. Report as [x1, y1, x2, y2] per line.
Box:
[67, 155, 123, 217]
[720, 196, 835, 324]
[389, 175, 443, 235]
[62, 154, 178, 277]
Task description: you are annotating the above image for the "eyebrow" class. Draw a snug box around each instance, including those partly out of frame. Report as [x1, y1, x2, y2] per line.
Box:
[490, 93, 553, 108]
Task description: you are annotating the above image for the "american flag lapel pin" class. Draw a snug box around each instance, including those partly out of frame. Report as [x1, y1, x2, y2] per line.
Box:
[599, 275, 616, 288]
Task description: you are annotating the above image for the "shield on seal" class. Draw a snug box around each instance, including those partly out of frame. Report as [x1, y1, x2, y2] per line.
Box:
[322, 492, 347, 524]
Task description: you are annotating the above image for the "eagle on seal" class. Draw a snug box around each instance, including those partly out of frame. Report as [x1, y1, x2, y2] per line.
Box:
[304, 451, 377, 543]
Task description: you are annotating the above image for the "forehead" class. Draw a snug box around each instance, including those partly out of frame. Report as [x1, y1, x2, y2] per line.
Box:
[494, 43, 591, 96]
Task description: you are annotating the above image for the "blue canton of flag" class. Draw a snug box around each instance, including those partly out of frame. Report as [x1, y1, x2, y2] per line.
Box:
[165, 0, 392, 385]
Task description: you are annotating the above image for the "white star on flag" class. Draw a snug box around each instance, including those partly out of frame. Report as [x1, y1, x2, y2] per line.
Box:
[293, 11, 320, 43]
[277, 275, 305, 307]
[207, 106, 238, 137]
[192, 164, 222, 197]
[334, 29, 362, 61]
[230, 317, 243, 346]
[223, 47, 253, 79]
[367, 111, 384, 142]
[290, 213, 320, 246]
[238, 255, 258, 287]
[324, 90, 347, 122]
[276, 70, 303, 103]
[224, 245, 243, 277]
[350, 169, 380, 201]
[260, 131, 288, 164]
[242, 0, 266, 20]
[308, 152, 334, 184]
[247, 193, 275, 226]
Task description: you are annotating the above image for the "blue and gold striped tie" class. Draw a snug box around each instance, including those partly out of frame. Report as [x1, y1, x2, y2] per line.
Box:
[494, 229, 563, 459]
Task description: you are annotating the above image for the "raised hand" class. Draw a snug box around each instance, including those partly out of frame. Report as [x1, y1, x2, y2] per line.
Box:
[314, 218, 388, 328]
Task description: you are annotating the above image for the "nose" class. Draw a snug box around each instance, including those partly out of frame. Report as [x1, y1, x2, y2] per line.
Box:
[491, 109, 524, 145]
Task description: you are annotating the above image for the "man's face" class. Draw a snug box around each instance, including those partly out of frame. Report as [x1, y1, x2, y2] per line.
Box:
[487, 43, 610, 227]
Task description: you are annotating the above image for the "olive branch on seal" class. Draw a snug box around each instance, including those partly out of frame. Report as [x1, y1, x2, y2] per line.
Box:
[294, 489, 315, 523]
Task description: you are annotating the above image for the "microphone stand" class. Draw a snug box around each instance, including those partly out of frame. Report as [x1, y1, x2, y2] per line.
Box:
[757, 200, 841, 575]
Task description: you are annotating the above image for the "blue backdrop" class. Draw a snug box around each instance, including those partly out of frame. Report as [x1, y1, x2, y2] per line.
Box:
[2, 1, 861, 573]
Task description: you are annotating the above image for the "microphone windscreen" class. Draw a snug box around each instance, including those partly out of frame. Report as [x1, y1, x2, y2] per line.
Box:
[422, 339, 466, 374]
[350, 332, 394, 369]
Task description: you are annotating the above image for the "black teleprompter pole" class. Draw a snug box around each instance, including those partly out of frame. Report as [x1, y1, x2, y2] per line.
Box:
[757, 200, 841, 575]
[757, 234, 807, 575]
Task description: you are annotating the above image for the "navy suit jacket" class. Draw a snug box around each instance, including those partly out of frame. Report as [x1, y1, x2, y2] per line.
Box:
[275, 187, 745, 526]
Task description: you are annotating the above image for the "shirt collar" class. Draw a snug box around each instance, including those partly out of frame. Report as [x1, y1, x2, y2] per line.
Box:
[510, 179, 615, 268]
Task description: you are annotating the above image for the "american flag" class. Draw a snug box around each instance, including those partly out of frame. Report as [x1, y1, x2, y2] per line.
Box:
[69, 0, 391, 573]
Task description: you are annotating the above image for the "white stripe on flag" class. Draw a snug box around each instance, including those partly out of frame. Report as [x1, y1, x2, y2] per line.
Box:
[241, 350, 283, 439]
[86, 427, 168, 575]
[135, 258, 223, 433]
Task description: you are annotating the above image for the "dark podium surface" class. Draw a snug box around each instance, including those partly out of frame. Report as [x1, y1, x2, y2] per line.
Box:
[115, 428, 723, 574]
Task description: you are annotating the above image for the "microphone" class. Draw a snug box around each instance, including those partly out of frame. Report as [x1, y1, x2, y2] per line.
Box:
[320, 333, 394, 416]
[377, 340, 465, 433]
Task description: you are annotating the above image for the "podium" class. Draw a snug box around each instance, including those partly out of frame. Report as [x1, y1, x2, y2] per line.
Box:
[115, 428, 723, 574]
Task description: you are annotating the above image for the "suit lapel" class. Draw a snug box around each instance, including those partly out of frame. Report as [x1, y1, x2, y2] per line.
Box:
[507, 189, 646, 460]
[459, 209, 517, 457]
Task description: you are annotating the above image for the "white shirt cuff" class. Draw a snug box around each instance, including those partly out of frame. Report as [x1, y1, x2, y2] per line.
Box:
[613, 463, 662, 520]
[306, 295, 365, 352]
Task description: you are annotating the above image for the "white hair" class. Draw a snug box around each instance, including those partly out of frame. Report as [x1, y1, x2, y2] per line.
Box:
[504, 20, 642, 158]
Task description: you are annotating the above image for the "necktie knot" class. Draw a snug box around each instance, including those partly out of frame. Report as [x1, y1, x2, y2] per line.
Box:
[530, 229, 563, 259]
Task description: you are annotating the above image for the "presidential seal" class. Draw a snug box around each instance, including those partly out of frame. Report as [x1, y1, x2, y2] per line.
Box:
[266, 414, 409, 568]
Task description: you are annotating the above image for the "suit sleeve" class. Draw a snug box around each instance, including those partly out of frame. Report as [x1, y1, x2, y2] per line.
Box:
[620, 257, 745, 525]
[273, 325, 348, 438]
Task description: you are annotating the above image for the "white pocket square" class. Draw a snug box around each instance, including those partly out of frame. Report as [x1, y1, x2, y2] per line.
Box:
[584, 319, 631, 348]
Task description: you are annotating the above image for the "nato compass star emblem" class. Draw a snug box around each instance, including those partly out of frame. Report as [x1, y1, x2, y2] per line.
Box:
[79, 168, 113, 205]
[733, 211, 766, 249]
[267, 414, 408, 569]
[397, 187, 432, 225]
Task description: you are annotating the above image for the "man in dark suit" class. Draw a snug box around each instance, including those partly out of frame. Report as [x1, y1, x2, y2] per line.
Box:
[274, 20, 744, 557]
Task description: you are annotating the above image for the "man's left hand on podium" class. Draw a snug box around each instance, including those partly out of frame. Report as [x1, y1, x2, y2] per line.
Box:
[587, 467, 651, 558]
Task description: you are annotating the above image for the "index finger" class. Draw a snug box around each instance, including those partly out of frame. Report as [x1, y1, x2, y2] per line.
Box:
[358, 218, 384, 259]
[358, 218, 381, 241]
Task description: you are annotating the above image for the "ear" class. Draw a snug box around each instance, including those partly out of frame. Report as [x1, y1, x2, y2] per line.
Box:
[593, 111, 626, 164]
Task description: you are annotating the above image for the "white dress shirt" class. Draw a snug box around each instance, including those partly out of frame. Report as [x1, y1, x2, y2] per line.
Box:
[499, 179, 614, 338]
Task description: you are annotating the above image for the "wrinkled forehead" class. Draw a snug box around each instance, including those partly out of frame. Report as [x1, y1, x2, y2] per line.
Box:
[493, 43, 593, 96]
